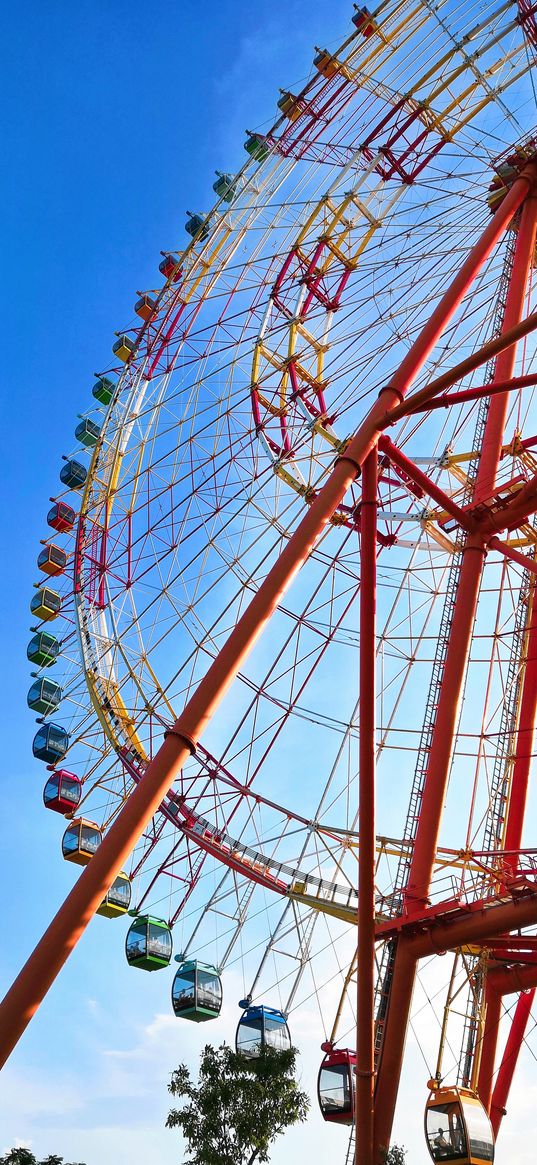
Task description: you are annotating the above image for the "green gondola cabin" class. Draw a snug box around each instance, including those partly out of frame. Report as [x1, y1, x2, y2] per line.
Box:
[125, 916, 173, 970]
[171, 960, 222, 1022]
[92, 376, 116, 405]
[244, 133, 269, 162]
[75, 419, 101, 447]
[30, 587, 61, 621]
[62, 818, 102, 865]
[27, 631, 61, 667]
[33, 722, 69, 764]
[97, 872, 132, 918]
[47, 500, 76, 532]
[27, 677, 62, 715]
[213, 172, 240, 202]
[43, 769, 82, 814]
[37, 544, 67, 576]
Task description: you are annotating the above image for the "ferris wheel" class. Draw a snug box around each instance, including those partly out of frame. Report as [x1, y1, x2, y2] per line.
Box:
[5, 1, 537, 1162]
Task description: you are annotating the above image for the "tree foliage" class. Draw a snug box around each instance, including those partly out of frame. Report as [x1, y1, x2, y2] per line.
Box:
[0, 1150, 85, 1165]
[382, 1146, 407, 1165]
[166, 1043, 309, 1165]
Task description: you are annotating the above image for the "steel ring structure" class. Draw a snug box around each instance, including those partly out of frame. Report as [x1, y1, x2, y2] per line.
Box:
[5, 2, 537, 1162]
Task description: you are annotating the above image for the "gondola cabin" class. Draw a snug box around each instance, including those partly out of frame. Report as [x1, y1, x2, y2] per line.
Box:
[92, 376, 116, 405]
[27, 631, 61, 667]
[425, 1087, 494, 1163]
[171, 960, 222, 1022]
[244, 134, 269, 162]
[235, 1005, 291, 1057]
[134, 295, 157, 321]
[213, 172, 239, 202]
[75, 419, 101, 447]
[30, 587, 61, 621]
[97, 872, 132, 918]
[159, 255, 181, 281]
[277, 91, 304, 121]
[317, 1048, 356, 1125]
[125, 916, 173, 970]
[47, 500, 76, 533]
[33, 722, 69, 764]
[37, 544, 67, 577]
[113, 335, 135, 362]
[43, 769, 82, 814]
[27, 677, 62, 716]
[62, 818, 102, 865]
[60, 459, 87, 491]
[185, 212, 209, 241]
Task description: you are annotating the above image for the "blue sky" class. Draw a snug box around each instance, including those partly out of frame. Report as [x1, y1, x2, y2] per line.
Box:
[2, 3, 537, 1164]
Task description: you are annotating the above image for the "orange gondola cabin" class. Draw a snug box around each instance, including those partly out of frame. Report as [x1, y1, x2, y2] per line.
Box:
[425, 1087, 494, 1163]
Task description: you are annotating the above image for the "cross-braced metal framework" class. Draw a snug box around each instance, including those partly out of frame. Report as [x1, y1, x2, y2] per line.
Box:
[5, 3, 537, 1163]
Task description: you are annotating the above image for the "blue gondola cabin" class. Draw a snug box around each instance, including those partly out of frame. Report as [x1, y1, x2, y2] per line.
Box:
[97, 872, 132, 918]
[27, 631, 61, 667]
[62, 818, 102, 865]
[171, 960, 222, 1022]
[33, 722, 69, 764]
[47, 500, 76, 532]
[125, 916, 173, 970]
[60, 459, 87, 491]
[185, 212, 209, 241]
[43, 769, 82, 814]
[235, 1005, 291, 1057]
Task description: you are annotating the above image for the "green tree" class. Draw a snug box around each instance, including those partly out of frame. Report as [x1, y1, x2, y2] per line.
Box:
[0, 1151, 85, 1165]
[166, 1043, 309, 1165]
[382, 1146, 407, 1165]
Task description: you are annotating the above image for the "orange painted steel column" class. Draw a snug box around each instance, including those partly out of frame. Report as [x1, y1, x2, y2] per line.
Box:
[355, 450, 378, 1165]
[490, 988, 535, 1135]
[0, 164, 534, 1075]
[477, 985, 503, 1111]
[374, 181, 537, 1155]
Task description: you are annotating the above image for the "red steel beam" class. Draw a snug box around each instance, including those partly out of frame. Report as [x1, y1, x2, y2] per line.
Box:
[490, 988, 535, 1137]
[374, 175, 537, 1153]
[487, 537, 537, 577]
[378, 436, 473, 530]
[394, 373, 537, 415]
[356, 450, 378, 1165]
[504, 580, 537, 868]
[0, 162, 535, 1082]
[384, 316, 537, 425]
[407, 890, 537, 958]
